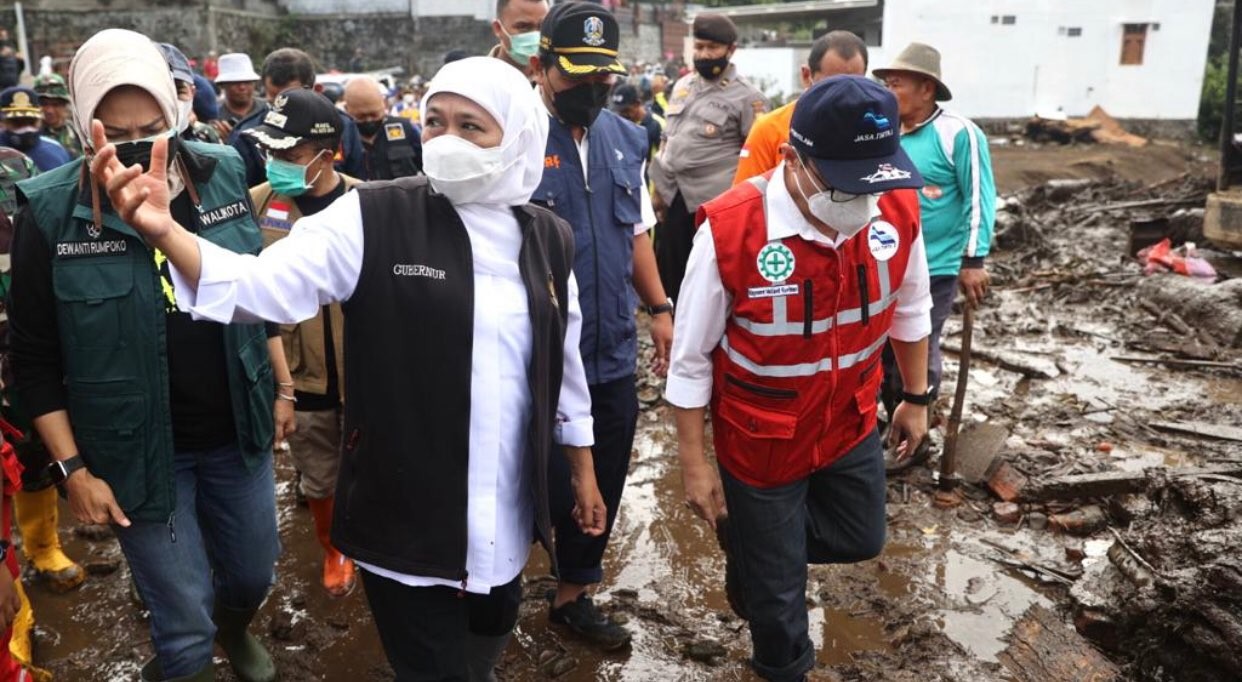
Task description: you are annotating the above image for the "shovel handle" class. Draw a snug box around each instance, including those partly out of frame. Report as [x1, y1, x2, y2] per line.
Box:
[940, 303, 974, 489]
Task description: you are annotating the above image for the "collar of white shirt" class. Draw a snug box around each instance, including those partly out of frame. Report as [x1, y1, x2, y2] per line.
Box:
[762, 162, 881, 248]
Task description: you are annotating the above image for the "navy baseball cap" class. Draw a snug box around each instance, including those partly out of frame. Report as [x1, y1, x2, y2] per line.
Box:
[789, 75, 923, 195]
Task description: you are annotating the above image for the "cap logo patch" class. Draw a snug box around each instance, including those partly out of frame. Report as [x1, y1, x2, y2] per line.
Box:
[789, 127, 813, 148]
[861, 163, 911, 184]
[263, 110, 288, 129]
[861, 110, 890, 132]
[583, 17, 606, 47]
[310, 122, 336, 135]
[868, 221, 900, 262]
[12, 92, 31, 108]
[272, 94, 289, 112]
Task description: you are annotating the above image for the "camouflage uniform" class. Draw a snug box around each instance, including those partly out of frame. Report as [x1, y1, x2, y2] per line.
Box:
[0, 146, 36, 220]
[32, 74, 82, 160]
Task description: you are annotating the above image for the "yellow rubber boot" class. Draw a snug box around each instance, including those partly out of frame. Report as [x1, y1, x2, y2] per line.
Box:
[14, 488, 85, 593]
[9, 580, 52, 682]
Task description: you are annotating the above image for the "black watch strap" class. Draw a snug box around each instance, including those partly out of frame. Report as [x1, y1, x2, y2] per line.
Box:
[48, 455, 86, 485]
[645, 299, 675, 317]
[901, 390, 932, 406]
[0, 539, 9, 563]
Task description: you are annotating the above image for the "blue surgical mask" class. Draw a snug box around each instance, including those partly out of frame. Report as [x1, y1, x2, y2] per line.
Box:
[265, 151, 324, 197]
[502, 26, 541, 65]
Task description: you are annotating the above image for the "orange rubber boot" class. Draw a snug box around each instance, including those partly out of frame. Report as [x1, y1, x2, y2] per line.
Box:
[306, 497, 356, 597]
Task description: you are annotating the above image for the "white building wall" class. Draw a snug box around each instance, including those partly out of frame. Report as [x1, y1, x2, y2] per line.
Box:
[878, 0, 1215, 119]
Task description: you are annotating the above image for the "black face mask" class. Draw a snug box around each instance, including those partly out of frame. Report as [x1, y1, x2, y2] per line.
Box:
[9, 130, 39, 151]
[551, 80, 611, 128]
[356, 119, 384, 138]
[694, 56, 730, 80]
[115, 134, 177, 173]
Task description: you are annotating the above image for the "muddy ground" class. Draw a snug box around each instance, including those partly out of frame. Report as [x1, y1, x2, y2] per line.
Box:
[24, 140, 1242, 681]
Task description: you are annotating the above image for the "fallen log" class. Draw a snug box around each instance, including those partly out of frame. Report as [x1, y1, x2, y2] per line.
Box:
[1135, 276, 1242, 349]
[942, 342, 1060, 379]
[1075, 196, 1204, 215]
[1150, 420, 1242, 443]
[1014, 465, 1242, 502]
[998, 604, 1121, 682]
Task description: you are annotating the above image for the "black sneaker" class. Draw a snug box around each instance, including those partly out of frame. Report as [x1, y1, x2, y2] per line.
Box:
[715, 518, 749, 621]
[548, 593, 632, 651]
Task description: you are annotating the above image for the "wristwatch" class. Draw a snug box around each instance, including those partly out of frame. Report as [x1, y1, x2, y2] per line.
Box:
[901, 390, 932, 406]
[645, 298, 675, 317]
[47, 455, 87, 486]
[0, 539, 8, 563]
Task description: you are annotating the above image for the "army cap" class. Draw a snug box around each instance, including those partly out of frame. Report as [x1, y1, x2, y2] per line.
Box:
[539, 1, 626, 77]
[244, 88, 340, 150]
[33, 74, 69, 101]
[0, 87, 41, 120]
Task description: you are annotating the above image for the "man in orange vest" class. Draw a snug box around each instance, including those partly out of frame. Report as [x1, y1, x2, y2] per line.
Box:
[666, 76, 932, 681]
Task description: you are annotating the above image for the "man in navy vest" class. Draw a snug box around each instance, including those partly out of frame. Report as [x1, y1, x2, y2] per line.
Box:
[530, 1, 674, 650]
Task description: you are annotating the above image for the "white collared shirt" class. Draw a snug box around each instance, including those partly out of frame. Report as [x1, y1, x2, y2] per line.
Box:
[664, 164, 932, 409]
[170, 190, 595, 594]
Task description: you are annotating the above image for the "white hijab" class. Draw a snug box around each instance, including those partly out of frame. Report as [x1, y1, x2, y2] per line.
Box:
[68, 29, 179, 153]
[421, 57, 549, 207]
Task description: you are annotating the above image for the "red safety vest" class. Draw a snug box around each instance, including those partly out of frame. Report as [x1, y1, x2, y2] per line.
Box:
[698, 172, 922, 488]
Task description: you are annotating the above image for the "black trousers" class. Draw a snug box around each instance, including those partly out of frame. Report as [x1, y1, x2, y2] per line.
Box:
[655, 192, 694, 303]
[548, 374, 638, 585]
[360, 570, 521, 681]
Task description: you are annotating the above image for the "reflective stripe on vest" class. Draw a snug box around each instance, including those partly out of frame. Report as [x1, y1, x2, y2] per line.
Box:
[719, 332, 889, 379]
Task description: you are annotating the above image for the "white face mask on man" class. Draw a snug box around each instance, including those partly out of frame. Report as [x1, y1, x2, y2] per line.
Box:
[792, 157, 877, 239]
[421, 134, 518, 205]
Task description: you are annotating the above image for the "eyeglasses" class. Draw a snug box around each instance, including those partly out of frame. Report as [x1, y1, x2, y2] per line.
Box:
[798, 153, 862, 202]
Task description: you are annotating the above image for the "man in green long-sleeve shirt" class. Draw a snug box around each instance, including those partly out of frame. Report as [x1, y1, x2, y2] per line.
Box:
[875, 42, 996, 467]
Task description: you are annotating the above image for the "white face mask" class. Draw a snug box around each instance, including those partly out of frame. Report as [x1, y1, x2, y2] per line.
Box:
[177, 99, 193, 133]
[403, 94, 415, 105]
[792, 163, 876, 239]
[422, 134, 514, 205]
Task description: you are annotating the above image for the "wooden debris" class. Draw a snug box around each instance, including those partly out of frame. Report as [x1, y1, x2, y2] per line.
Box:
[998, 604, 1121, 682]
[1150, 420, 1242, 443]
[942, 342, 1060, 379]
[1015, 465, 1242, 502]
[1111, 355, 1242, 372]
[994, 502, 1022, 524]
[1049, 506, 1107, 536]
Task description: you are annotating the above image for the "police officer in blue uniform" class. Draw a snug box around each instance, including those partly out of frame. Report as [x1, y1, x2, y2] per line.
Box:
[531, 1, 674, 650]
[0, 87, 70, 172]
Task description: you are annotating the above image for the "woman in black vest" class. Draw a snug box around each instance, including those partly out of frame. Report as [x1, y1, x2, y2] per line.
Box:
[91, 56, 607, 680]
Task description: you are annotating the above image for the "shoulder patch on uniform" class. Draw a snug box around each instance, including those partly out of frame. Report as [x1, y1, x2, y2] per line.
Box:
[385, 123, 406, 141]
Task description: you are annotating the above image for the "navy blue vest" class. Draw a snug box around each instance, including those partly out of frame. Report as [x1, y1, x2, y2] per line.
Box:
[534, 110, 647, 385]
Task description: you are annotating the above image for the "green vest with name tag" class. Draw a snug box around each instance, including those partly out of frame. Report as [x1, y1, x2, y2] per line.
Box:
[16, 141, 274, 523]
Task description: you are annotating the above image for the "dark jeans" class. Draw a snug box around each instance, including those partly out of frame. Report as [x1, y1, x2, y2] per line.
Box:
[113, 444, 279, 677]
[655, 192, 694, 303]
[360, 570, 521, 681]
[719, 430, 887, 682]
[548, 375, 638, 585]
[881, 274, 958, 416]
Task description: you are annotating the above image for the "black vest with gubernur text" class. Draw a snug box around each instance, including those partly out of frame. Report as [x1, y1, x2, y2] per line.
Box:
[332, 176, 575, 583]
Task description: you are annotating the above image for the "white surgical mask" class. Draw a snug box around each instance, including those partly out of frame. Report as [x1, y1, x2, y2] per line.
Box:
[792, 164, 876, 239]
[177, 99, 193, 133]
[403, 94, 415, 105]
[422, 134, 515, 205]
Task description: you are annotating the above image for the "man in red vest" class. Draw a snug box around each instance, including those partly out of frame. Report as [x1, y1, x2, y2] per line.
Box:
[666, 75, 932, 681]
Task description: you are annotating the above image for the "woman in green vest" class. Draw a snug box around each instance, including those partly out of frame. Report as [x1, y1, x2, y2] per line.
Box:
[7, 29, 284, 682]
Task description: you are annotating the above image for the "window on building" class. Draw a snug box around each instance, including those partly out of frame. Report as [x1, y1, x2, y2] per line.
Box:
[1121, 23, 1148, 65]
[1001, 15, 1016, 25]
[991, 15, 999, 24]
[1067, 27, 1082, 37]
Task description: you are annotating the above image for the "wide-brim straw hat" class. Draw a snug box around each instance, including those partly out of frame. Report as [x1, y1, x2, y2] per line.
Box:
[873, 42, 952, 101]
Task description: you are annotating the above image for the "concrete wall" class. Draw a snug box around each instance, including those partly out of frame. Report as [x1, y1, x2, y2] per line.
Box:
[1, 5, 495, 80]
[724, 0, 1213, 121]
[877, 0, 1215, 120]
[280, 0, 494, 21]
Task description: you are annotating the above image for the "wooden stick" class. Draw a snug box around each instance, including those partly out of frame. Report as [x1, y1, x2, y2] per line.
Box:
[941, 304, 973, 491]
[1111, 355, 1242, 372]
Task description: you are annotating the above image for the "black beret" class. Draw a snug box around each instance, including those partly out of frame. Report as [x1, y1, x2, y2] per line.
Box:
[693, 13, 738, 45]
